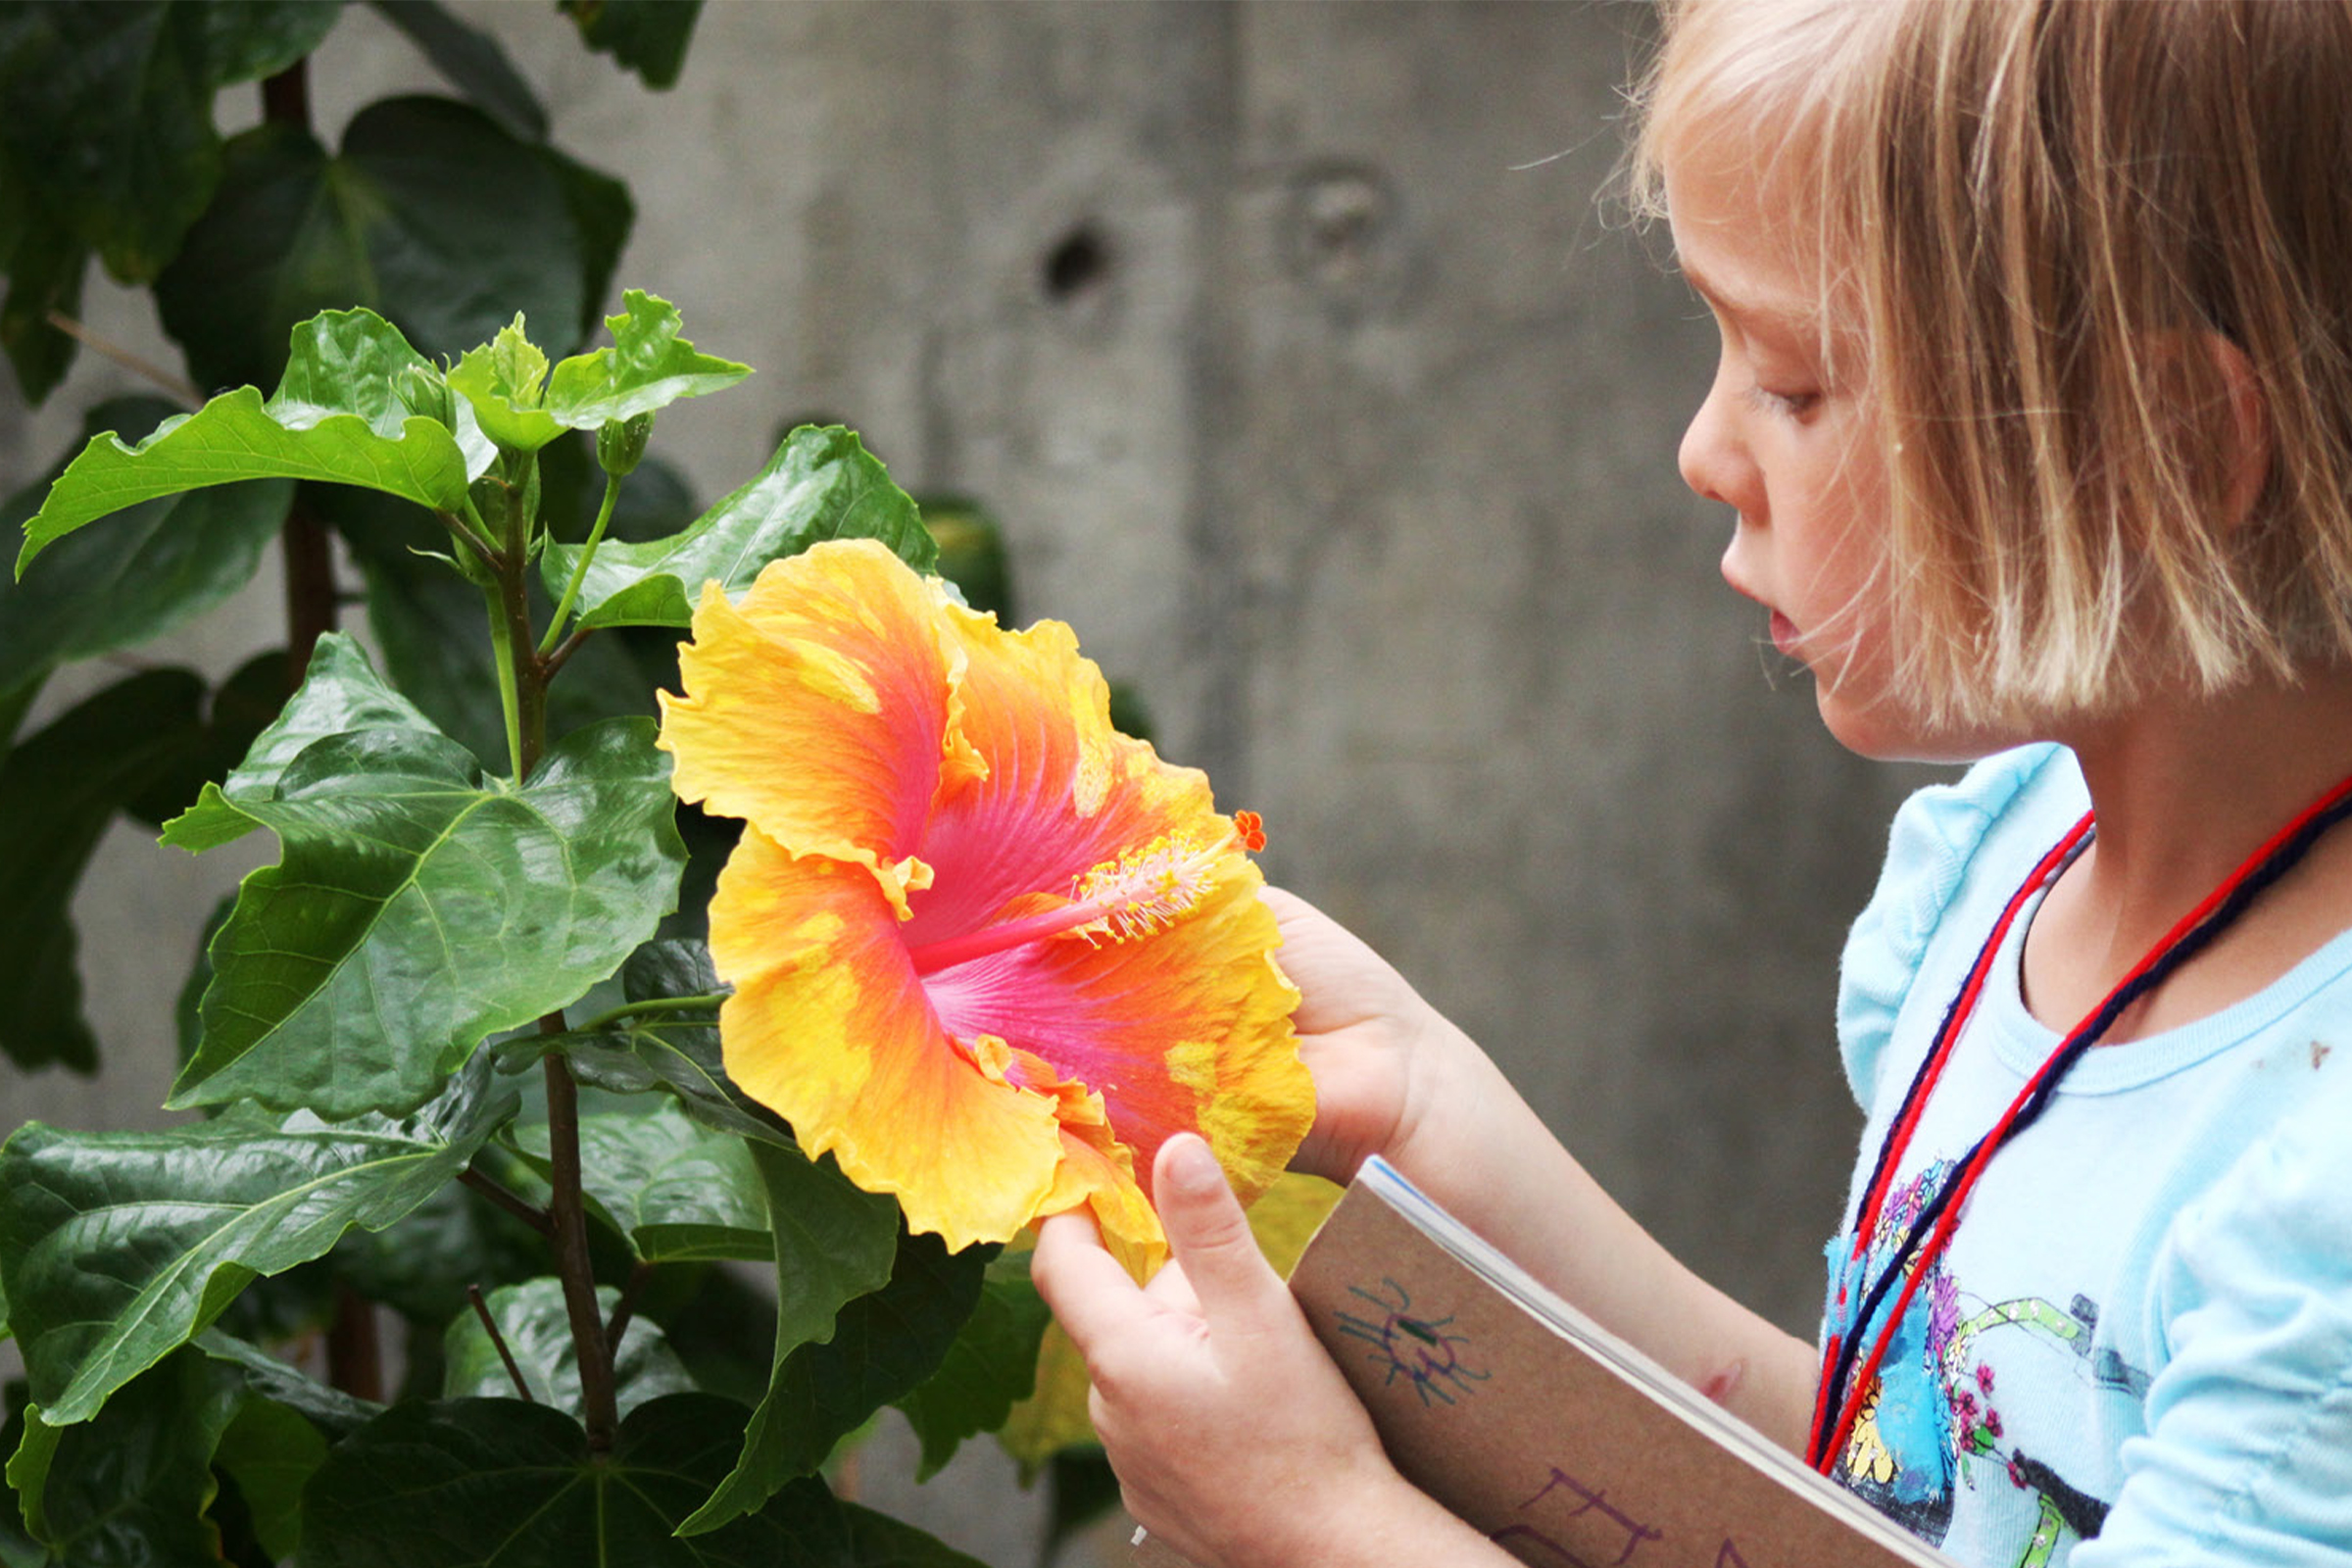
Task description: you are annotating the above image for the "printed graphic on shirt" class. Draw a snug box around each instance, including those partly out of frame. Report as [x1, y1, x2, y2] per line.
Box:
[1827, 1164, 2138, 1568]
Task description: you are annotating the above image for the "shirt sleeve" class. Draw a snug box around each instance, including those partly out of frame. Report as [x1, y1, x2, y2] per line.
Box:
[1836, 745, 2062, 1108]
[2078, 1089, 2352, 1566]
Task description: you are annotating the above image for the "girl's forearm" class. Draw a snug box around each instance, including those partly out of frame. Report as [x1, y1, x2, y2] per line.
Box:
[1377, 1015, 1820, 1450]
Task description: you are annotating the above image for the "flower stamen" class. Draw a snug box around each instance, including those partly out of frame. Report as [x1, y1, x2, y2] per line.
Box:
[906, 815, 1263, 976]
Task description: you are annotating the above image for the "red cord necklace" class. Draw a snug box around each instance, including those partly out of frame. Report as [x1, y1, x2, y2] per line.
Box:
[1808, 767, 2352, 1475]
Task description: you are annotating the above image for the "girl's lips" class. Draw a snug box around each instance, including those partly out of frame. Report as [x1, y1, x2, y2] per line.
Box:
[1769, 611, 1800, 657]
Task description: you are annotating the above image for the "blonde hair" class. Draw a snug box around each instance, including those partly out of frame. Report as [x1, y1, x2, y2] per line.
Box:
[1628, 0, 2352, 727]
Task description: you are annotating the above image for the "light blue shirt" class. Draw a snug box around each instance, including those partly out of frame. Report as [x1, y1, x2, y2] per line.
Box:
[1830, 744, 2352, 1568]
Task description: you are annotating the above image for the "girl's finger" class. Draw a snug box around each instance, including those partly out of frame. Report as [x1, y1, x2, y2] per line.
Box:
[1031, 1209, 1152, 1355]
[1152, 1134, 1287, 1328]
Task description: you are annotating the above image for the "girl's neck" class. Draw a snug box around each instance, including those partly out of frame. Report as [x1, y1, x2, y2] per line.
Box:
[2023, 666, 2352, 1038]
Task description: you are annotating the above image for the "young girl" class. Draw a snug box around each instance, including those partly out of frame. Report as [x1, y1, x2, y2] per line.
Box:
[1032, 2, 2352, 1565]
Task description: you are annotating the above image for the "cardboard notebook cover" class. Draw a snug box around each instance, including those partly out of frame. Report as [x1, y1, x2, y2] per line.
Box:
[1142, 1157, 1956, 1568]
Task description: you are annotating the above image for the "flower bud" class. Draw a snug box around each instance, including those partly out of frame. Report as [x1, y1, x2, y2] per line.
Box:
[392, 364, 456, 430]
[597, 412, 656, 477]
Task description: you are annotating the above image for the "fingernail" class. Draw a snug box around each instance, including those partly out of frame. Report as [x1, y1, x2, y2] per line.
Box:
[1165, 1136, 1224, 1199]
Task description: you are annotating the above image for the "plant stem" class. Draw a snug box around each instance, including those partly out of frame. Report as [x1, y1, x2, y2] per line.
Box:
[540, 471, 620, 656]
[606, 1261, 655, 1355]
[489, 506, 621, 1453]
[483, 583, 526, 781]
[467, 1285, 536, 1403]
[459, 1166, 554, 1237]
[565, 992, 729, 1035]
[542, 1044, 619, 1452]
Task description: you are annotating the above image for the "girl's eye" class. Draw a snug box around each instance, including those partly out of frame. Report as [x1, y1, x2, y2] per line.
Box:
[1743, 384, 1822, 419]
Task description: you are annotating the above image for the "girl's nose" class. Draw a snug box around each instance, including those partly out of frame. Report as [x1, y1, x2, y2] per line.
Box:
[1677, 371, 1745, 512]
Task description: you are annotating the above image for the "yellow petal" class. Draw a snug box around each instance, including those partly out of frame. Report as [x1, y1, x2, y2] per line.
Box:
[710, 826, 1064, 1250]
[661, 540, 984, 914]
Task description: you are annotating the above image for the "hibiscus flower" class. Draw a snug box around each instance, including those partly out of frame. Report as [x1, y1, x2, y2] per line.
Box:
[659, 539, 1308, 1277]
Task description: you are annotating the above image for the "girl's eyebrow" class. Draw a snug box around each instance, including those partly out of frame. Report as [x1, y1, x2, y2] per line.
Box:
[1679, 257, 1818, 337]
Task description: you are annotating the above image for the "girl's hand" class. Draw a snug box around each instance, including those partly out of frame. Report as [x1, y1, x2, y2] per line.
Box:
[1265, 887, 1483, 1184]
[1032, 1134, 1503, 1568]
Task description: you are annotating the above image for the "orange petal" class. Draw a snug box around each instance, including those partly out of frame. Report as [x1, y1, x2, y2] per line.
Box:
[896, 604, 1213, 949]
[709, 825, 1065, 1250]
[660, 540, 983, 914]
[921, 851, 1310, 1232]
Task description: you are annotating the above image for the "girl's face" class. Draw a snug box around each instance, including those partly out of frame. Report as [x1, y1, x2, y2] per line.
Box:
[1667, 144, 1965, 761]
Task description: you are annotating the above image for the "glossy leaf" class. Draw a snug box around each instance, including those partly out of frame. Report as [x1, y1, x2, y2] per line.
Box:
[895, 1250, 1054, 1480]
[0, 173, 88, 403]
[447, 315, 561, 453]
[682, 1226, 985, 1536]
[0, 669, 209, 1073]
[541, 290, 751, 430]
[560, 0, 703, 89]
[164, 647, 685, 1116]
[3, 1347, 243, 1562]
[197, 1330, 386, 1441]
[331, 1172, 550, 1330]
[0, 398, 290, 694]
[205, 1, 347, 81]
[514, 1103, 769, 1261]
[670, 1141, 903, 1533]
[211, 1392, 326, 1562]
[0, 1057, 514, 1427]
[327, 488, 662, 767]
[155, 97, 612, 393]
[539, 424, 935, 630]
[365, 0, 545, 141]
[442, 1278, 693, 1418]
[302, 1394, 985, 1568]
[17, 310, 489, 574]
[160, 630, 438, 853]
[0, 2, 219, 284]
[516, 940, 782, 1148]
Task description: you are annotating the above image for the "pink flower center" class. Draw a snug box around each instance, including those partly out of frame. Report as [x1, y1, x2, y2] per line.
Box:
[905, 828, 1235, 976]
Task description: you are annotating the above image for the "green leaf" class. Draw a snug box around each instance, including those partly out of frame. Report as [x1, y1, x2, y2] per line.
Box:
[160, 630, 438, 852]
[0, 398, 291, 692]
[514, 938, 782, 1146]
[0, 2, 219, 283]
[681, 1223, 984, 1537]
[447, 315, 562, 454]
[3, 1348, 244, 1561]
[211, 1392, 327, 1562]
[364, 0, 545, 141]
[0, 1056, 516, 1426]
[0, 197, 86, 405]
[894, 1250, 1054, 1480]
[302, 1393, 986, 1567]
[331, 1175, 548, 1336]
[543, 290, 751, 430]
[541, 425, 935, 630]
[154, 96, 610, 393]
[196, 1330, 386, 1440]
[0, 669, 210, 1073]
[559, 0, 704, 89]
[441, 1278, 693, 1418]
[204, 0, 346, 83]
[17, 310, 487, 575]
[324, 490, 659, 767]
[165, 664, 686, 1118]
[514, 1103, 770, 1262]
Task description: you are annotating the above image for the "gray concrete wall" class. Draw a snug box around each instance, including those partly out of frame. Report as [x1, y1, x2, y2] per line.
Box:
[1, 4, 1938, 1561]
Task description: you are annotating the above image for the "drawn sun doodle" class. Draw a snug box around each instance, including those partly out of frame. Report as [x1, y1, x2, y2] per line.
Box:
[1334, 1277, 1489, 1406]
